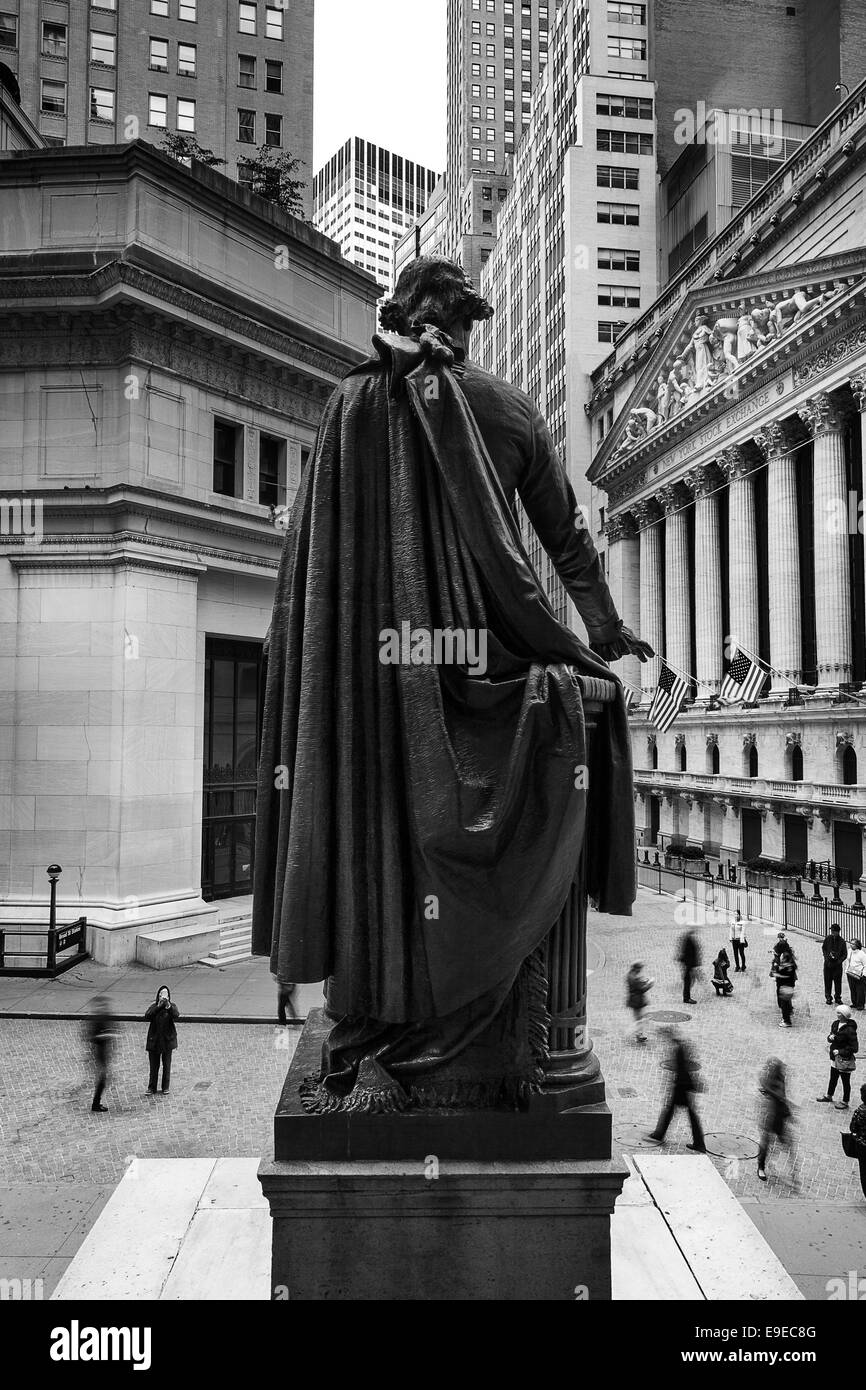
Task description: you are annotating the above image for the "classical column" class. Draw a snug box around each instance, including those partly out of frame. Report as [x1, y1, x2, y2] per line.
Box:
[719, 445, 760, 663]
[604, 511, 640, 695]
[798, 391, 852, 688]
[633, 498, 663, 703]
[659, 483, 691, 689]
[754, 421, 802, 693]
[850, 372, 866, 656]
[684, 464, 722, 696]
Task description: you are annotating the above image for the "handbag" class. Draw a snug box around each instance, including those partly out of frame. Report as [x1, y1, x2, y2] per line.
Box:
[834, 1055, 857, 1073]
[841, 1131, 860, 1158]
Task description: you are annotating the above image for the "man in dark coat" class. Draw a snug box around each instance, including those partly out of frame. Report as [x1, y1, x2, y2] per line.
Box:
[647, 1031, 707, 1152]
[144, 986, 179, 1094]
[678, 929, 700, 1004]
[822, 922, 848, 1006]
[253, 257, 651, 1112]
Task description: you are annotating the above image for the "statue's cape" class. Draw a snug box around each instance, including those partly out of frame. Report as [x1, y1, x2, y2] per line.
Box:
[252, 333, 635, 1023]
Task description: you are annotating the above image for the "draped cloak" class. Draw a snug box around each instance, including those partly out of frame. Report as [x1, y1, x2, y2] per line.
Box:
[252, 331, 635, 1034]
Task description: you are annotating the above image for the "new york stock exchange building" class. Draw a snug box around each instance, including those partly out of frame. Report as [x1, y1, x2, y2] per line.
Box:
[590, 90, 866, 889]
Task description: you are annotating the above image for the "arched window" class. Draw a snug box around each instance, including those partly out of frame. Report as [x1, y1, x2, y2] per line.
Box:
[842, 745, 857, 786]
[749, 745, 759, 778]
[679, 744, 687, 772]
[711, 744, 720, 774]
[791, 745, 803, 781]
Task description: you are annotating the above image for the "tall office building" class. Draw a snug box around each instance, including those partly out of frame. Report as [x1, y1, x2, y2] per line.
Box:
[0, 0, 315, 215]
[313, 137, 441, 294]
[442, 0, 560, 282]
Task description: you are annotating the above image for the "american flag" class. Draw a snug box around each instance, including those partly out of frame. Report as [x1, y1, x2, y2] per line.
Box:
[622, 683, 640, 713]
[720, 649, 766, 705]
[648, 663, 688, 732]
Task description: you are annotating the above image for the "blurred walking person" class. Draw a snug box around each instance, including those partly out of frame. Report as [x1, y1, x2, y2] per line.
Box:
[647, 1030, 707, 1153]
[816, 1004, 859, 1110]
[678, 928, 700, 1005]
[145, 985, 179, 1094]
[729, 910, 748, 972]
[846, 938, 866, 1011]
[87, 995, 117, 1114]
[848, 1084, 866, 1199]
[757, 1058, 796, 1185]
[626, 962, 653, 1044]
[822, 922, 848, 1006]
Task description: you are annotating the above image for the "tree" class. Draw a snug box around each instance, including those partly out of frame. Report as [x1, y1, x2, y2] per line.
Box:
[161, 132, 225, 168]
[238, 145, 307, 218]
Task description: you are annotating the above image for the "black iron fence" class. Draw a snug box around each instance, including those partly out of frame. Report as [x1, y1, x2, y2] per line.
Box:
[636, 854, 865, 940]
[0, 918, 88, 977]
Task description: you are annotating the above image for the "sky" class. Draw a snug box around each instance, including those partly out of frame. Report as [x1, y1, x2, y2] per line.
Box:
[313, 0, 447, 175]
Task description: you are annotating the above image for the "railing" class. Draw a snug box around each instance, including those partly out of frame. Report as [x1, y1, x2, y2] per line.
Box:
[0, 918, 88, 977]
[634, 768, 866, 807]
[636, 855, 864, 940]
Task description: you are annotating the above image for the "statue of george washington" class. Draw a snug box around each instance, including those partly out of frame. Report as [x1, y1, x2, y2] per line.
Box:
[252, 257, 651, 1114]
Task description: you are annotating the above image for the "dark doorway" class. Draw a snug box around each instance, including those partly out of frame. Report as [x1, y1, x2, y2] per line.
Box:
[842, 745, 858, 786]
[202, 638, 262, 900]
[741, 807, 762, 861]
[834, 822, 863, 881]
[784, 814, 808, 867]
[649, 796, 660, 845]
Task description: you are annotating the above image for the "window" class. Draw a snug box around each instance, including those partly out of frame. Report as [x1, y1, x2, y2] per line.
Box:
[608, 36, 647, 59]
[486, 149, 496, 163]
[41, 80, 67, 115]
[238, 54, 256, 87]
[597, 129, 653, 155]
[598, 247, 640, 271]
[472, 62, 481, 75]
[608, 1, 646, 22]
[597, 94, 653, 119]
[486, 128, 495, 141]
[712, 744, 720, 774]
[486, 43, 495, 55]
[842, 745, 858, 785]
[238, 108, 255, 143]
[258, 434, 287, 507]
[597, 163, 639, 189]
[177, 97, 195, 131]
[213, 420, 241, 497]
[150, 0, 169, 15]
[472, 41, 481, 54]
[498, 188, 507, 201]
[150, 38, 169, 71]
[486, 63, 495, 75]
[472, 147, 482, 162]
[486, 105, 495, 119]
[748, 746, 759, 778]
[265, 112, 282, 146]
[265, 5, 283, 38]
[482, 186, 492, 200]
[679, 744, 688, 772]
[90, 31, 116, 66]
[266, 58, 282, 92]
[597, 201, 639, 224]
[471, 125, 481, 139]
[90, 86, 115, 121]
[471, 84, 480, 97]
[487, 86, 496, 98]
[598, 320, 627, 342]
[482, 209, 493, 223]
[179, 0, 197, 19]
[472, 20, 481, 32]
[791, 745, 803, 781]
[178, 43, 196, 76]
[148, 93, 168, 127]
[472, 104, 481, 118]
[0, 13, 16, 50]
[598, 284, 640, 307]
[42, 22, 67, 58]
[239, 3, 256, 35]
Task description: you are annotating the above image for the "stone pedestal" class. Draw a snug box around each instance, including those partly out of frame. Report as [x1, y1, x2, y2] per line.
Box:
[258, 1154, 627, 1301]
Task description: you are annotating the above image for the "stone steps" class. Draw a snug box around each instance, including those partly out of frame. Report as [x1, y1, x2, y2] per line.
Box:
[198, 914, 252, 968]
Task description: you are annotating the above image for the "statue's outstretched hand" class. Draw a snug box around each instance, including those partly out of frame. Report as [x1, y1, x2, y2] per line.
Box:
[590, 624, 655, 663]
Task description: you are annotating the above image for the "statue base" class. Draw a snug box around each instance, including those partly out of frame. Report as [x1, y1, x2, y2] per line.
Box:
[259, 1011, 627, 1300]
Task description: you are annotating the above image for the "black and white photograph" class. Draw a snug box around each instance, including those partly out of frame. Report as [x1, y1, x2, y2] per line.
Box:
[1, 0, 866, 1351]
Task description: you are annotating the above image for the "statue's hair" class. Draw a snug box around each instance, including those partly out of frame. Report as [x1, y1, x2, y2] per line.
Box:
[379, 256, 494, 338]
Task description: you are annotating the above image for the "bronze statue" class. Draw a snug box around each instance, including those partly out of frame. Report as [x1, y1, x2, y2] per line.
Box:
[253, 257, 651, 1113]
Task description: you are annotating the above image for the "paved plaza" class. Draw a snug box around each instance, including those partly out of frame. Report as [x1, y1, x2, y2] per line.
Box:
[1, 887, 865, 1297]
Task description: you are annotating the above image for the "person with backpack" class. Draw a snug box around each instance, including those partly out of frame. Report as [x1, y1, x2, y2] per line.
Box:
[816, 1004, 859, 1109]
[626, 962, 653, 1043]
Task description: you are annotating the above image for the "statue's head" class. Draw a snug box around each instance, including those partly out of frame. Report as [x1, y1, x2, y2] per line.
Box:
[379, 257, 494, 339]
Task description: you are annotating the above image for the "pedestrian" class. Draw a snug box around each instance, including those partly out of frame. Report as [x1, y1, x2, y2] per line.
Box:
[276, 978, 298, 1025]
[144, 985, 179, 1094]
[816, 1004, 859, 1109]
[846, 937, 866, 1011]
[677, 928, 700, 1005]
[729, 910, 748, 972]
[773, 947, 797, 1028]
[770, 931, 788, 973]
[711, 947, 733, 997]
[756, 1057, 797, 1185]
[87, 995, 117, 1114]
[626, 962, 653, 1043]
[848, 1083, 866, 1199]
[822, 922, 848, 1006]
[647, 1029, 707, 1152]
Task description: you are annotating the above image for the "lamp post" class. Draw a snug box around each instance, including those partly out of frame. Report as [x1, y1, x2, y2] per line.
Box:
[46, 864, 62, 932]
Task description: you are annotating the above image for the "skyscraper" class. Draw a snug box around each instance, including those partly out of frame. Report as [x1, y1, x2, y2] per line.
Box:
[0, 0, 315, 215]
[313, 137, 441, 294]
